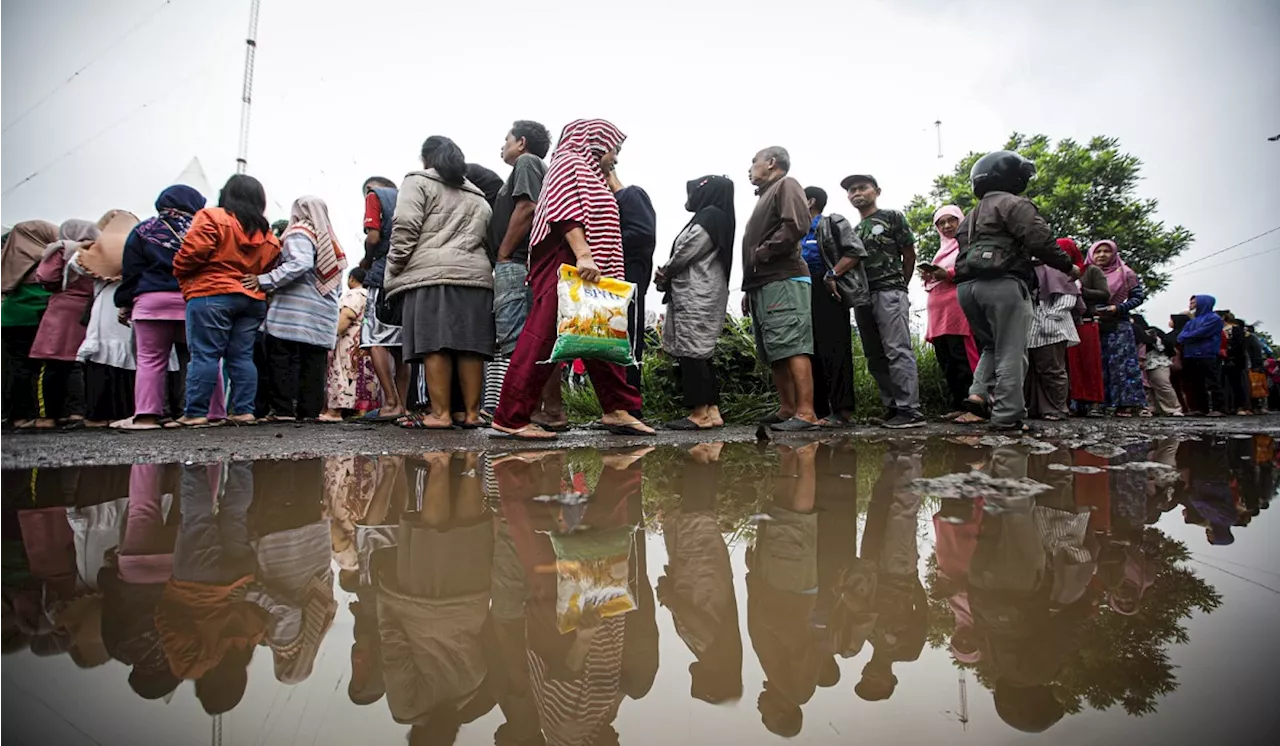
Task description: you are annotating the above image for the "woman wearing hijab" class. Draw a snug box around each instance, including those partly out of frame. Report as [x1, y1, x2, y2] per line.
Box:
[172, 174, 281, 428]
[28, 220, 101, 429]
[2, 220, 59, 429]
[1178, 295, 1227, 415]
[657, 175, 735, 430]
[70, 209, 143, 427]
[1086, 240, 1148, 416]
[922, 206, 979, 419]
[492, 119, 655, 440]
[383, 136, 493, 430]
[1024, 252, 1081, 420]
[243, 195, 345, 422]
[1063, 239, 1106, 416]
[113, 185, 214, 431]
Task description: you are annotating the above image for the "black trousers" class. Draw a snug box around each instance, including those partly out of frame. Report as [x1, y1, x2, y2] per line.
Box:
[2, 325, 41, 422]
[265, 335, 328, 419]
[1183, 357, 1226, 414]
[678, 357, 719, 408]
[1223, 362, 1249, 412]
[84, 362, 135, 422]
[33, 359, 86, 420]
[625, 257, 651, 417]
[932, 335, 974, 409]
[810, 273, 855, 419]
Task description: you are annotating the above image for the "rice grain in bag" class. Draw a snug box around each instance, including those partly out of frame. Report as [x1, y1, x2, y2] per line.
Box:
[547, 263, 637, 366]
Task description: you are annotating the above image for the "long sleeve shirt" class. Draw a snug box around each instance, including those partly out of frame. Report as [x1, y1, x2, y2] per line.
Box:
[258, 234, 340, 349]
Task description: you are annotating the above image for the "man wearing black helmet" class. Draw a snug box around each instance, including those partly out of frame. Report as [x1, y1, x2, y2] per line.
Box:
[955, 151, 1079, 431]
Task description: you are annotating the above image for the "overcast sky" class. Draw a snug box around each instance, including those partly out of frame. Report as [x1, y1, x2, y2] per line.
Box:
[4, 0, 1278, 332]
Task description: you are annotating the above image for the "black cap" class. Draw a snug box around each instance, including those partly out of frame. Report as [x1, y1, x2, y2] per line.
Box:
[840, 174, 878, 190]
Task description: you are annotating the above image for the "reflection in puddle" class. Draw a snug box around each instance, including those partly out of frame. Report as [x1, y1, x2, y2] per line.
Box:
[2, 435, 1276, 744]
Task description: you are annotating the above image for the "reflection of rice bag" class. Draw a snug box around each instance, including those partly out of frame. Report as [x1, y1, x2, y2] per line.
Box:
[546, 264, 637, 366]
[550, 525, 637, 633]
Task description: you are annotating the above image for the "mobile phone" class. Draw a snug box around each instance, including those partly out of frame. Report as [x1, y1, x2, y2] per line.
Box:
[917, 262, 942, 274]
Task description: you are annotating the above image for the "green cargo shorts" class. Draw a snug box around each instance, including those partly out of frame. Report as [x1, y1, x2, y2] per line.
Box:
[749, 279, 814, 364]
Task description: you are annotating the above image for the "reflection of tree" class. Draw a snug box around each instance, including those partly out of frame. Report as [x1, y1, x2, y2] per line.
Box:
[925, 527, 1222, 717]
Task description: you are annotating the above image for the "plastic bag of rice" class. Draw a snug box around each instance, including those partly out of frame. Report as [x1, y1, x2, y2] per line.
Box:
[546, 263, 637, 366]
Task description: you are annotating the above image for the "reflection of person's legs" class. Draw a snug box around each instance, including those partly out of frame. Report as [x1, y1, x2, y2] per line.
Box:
[454, 453, 485, 523]
[122, 464, 175, 557]
[174, 464, 221, 582]
[418, 454, 453, 526]
[217, 462, 255, 579]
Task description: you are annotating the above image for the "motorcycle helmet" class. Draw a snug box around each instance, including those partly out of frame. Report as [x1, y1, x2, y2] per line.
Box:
[970, 150, 1036, 197]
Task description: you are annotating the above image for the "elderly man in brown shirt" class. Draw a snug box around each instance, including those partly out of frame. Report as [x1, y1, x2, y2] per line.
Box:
[742, 146, 818, 431]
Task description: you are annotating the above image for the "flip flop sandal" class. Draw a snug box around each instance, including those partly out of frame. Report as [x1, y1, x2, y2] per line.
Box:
[953, 412, 988, 425]
[60, 419, 87, 431]
[489, 424, 559, 441]
[531, 418, 572, 432]
[603, 420, 656, 436]
[665, 417, 714, 431]
[113, 417, 163, 431]
[959, 397, 992, 420]
[164, 418, 224, 429]
[819, 415, 855, 430]
[771, 417, 820, 432]
[398, 414, 454, 430]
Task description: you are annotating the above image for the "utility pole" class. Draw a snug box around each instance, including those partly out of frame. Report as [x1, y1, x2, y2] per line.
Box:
[935, 120, 944, 159]
[236, 0, 263, 174]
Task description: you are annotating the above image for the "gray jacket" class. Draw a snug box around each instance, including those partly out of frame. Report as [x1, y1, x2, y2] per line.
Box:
[384, 169, 493, 299]
[661, 224, 729, 360]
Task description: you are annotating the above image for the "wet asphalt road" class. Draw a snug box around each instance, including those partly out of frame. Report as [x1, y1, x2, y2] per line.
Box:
[3, 413, 1278, 469]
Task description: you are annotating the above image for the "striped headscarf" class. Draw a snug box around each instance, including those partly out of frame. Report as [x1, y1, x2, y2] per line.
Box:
[530, 119, 627, 279]
[282, 195, 346, 295]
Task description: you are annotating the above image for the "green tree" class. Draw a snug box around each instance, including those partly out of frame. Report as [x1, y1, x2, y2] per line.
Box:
[905, 134, 1193, 296]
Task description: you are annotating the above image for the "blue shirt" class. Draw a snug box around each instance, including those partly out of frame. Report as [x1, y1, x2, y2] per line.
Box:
[801, 214, 824, 275]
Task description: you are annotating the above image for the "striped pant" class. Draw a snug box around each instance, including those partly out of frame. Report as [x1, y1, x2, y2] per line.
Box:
[484, 358, 509, 413]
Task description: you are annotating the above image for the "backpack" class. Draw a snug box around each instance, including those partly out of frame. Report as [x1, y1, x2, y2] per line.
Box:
[959, 199, 1022, 280]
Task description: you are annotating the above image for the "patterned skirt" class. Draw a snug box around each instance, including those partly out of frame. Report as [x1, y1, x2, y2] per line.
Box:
[1102, 322, 1148, 409]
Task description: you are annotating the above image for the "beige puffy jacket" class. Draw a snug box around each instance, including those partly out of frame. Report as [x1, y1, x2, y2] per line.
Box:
[384, 169, 493, 298]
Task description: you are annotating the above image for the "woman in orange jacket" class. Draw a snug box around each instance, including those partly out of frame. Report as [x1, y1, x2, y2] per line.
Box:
[172, 175, 280, 427]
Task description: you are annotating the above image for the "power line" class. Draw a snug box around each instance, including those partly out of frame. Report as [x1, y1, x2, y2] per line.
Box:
[1, 0, 175, 134]
[1166, 225, 1280, 273]
[1173, 245, 1280, 277]
[1, 64, 214, 197]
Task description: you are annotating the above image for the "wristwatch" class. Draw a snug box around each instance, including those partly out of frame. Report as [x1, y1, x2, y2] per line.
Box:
[824, 270, 838, 281]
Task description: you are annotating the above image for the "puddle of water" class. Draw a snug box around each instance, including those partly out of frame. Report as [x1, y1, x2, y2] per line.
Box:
[2, 435, 1277, 745]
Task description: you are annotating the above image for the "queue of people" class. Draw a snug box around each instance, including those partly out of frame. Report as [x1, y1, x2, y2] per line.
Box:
[4, 133, 1276, 435]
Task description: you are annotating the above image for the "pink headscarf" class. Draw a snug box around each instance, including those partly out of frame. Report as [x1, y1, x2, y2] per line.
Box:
[1086, 239, 1138, 305]
[926, 205, 964, 292]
